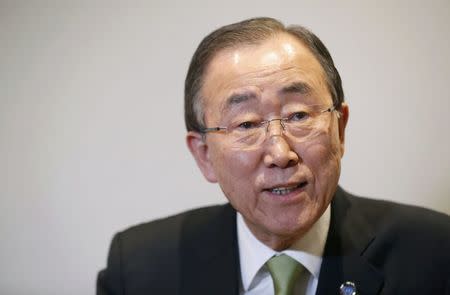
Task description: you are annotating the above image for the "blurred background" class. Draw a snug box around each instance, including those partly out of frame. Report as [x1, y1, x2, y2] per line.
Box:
[1, 0, 449, 294]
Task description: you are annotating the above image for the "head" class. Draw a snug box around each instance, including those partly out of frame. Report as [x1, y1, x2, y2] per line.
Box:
[185, 17, 349, 250]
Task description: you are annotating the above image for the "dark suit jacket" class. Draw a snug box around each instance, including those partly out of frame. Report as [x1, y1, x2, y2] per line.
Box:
[97, 187, 450, 294]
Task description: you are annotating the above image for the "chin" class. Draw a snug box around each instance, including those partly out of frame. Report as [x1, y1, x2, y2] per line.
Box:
[266, 215, 312, 238]
[282, 204, 322, 232]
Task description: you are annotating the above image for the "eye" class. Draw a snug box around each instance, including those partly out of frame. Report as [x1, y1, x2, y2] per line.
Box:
[237, 121, 259, 129]
[288, 111, 309, 121]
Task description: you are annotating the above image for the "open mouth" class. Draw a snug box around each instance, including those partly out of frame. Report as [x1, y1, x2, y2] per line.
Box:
[267, 181, 308, 196]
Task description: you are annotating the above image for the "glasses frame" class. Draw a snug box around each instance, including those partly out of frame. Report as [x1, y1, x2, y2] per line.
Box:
[201, 104, 339, 135]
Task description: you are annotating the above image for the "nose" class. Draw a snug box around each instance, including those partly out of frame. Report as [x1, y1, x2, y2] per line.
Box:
[264, 118, 285, 136]
[263, 121, 299, 168]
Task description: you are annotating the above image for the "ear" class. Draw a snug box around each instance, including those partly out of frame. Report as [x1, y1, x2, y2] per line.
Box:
[337, 102, 349, 156]
[186, 131, 218, 183]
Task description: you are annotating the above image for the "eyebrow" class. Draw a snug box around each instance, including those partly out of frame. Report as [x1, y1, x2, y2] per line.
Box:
[222, 91, 257, 112]
[279, 81, 312, 95]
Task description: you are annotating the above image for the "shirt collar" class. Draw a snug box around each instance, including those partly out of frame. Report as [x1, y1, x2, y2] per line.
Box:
[237, 205, 331, 291]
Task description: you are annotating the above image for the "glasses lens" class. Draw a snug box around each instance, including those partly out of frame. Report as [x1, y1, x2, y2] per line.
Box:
[224, 107, 333, 149]
[228, 127, 265, 149]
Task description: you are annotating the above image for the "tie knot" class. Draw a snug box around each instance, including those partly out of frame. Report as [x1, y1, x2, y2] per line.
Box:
[266, 254, 304, 295]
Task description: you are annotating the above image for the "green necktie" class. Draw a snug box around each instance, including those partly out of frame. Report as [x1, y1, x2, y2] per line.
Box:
[266, 254, 304, 295]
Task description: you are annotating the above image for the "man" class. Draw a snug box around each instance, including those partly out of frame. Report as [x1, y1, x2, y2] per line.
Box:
[97, 17, 450, 295]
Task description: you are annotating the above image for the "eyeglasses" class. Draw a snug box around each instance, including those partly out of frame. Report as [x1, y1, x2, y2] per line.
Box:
[201, 104, 339, 149]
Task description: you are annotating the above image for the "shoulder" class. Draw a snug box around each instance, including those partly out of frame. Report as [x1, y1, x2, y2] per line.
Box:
[97, 204, 234, 294]
[115, 203, 232, 259]
[344, 191, 450, 240]
[336, 188, 450, 267]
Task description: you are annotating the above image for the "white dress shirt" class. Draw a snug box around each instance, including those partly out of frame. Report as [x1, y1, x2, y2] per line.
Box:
[237, 205, 330, 295]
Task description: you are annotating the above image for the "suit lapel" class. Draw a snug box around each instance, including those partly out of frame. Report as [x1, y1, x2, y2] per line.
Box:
[180, 204, 240, 295]
[316, 187, 384, 295]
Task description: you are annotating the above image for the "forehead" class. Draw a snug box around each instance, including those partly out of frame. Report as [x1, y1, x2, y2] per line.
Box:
[200, 33, 330, 114]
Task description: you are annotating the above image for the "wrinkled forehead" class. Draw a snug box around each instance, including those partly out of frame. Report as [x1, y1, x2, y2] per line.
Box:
[200, 33, 331, 114]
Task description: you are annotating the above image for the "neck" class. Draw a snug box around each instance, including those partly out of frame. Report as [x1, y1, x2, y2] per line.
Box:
[243, 219, 309, 251]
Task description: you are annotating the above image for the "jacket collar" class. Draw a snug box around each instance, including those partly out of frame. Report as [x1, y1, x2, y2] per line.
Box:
[316, 187, 384, 295]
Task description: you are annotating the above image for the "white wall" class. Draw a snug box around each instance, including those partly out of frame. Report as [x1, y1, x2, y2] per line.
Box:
[1, 1, 449, 294]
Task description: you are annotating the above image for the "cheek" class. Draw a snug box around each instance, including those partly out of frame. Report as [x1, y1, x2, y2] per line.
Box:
[209, 146, 262, 210]
[210, 145, 261, 184]
[301, 133, 342, 188]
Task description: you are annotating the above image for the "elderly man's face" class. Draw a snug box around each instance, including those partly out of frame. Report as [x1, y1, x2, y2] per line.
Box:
[187, 33, 348, 248]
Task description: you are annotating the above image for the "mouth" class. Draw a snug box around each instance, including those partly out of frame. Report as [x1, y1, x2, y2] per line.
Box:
[265, 181, 308, 196]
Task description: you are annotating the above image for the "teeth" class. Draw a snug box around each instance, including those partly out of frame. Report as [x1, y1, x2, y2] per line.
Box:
[271, 185, 299, 195]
